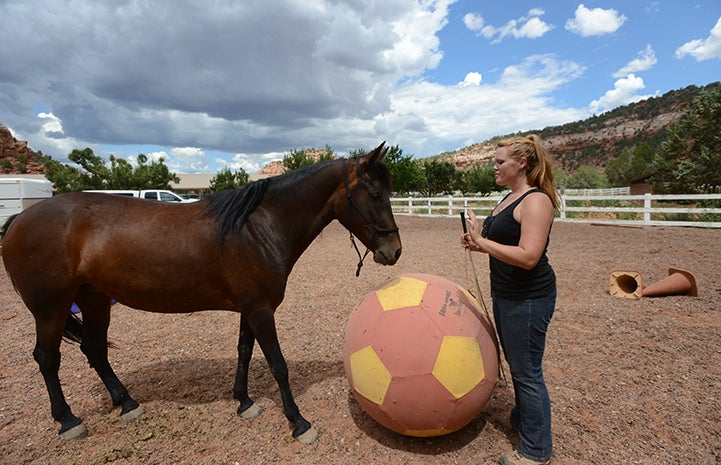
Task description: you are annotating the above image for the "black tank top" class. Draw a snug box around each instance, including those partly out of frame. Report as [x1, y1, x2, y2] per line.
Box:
[483, 189, 556, 299]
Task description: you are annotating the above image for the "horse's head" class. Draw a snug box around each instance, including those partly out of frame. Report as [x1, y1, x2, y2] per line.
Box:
[339, 142, 402, 268]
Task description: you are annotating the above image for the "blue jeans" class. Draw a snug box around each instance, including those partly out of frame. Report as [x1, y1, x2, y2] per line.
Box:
[493, 290, 556, 462]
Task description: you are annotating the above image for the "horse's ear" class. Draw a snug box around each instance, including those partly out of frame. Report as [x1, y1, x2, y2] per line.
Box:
[365, 142, 388, 166]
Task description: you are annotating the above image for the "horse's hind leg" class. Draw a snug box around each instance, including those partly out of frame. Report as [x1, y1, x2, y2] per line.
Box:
[246, 310, 318, 444]
[33, 311, 88, 440]
[75, 291, 143, 423]
[233, 315, 262, 419]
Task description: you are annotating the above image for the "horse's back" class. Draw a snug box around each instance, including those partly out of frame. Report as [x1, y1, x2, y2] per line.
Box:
[2, 193, 215, 308]
[4, 192, 187, 255]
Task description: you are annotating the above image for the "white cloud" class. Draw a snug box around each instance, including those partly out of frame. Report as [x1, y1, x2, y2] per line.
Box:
[589, 74, 657, 114]
[613, 45, 657, 78]
[220, 152, 285, 174]
[16, 112, 85, 158]
[565, 4, 627, 37]
[377, 55, 587, 155]
[141, 152, 169, 164]
[168, 147, 209, 174]
[459, 72, 483, 87]
[37, 112, 63, 137]
[463, 12, 484, 31]
[465, 9, 553, 43]
[517, 16, 554, 39]
[675, 16, 721, 61]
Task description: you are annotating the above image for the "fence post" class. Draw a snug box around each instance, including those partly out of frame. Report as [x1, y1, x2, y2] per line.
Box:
[407, 198, 412, 215]
[644, 193, 651, 224]
[560, 193, 566, 219]
[448, 195, 453, 216]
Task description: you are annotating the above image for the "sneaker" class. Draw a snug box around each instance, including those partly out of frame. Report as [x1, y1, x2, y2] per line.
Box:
[499, 450, 551, 465]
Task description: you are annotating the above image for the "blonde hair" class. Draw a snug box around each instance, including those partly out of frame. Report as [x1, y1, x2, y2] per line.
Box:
[497, 135, 560, 210]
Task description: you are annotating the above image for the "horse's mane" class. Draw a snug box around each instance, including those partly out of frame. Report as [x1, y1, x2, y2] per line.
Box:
[202, 160, 336, 245]
[201, 155, 391, 245]
[203, 178, 270, 245]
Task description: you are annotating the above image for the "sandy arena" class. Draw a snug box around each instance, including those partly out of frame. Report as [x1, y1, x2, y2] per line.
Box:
[1, 215, 720, 464]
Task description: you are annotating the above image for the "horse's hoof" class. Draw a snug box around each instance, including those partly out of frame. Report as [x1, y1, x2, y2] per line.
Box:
[295, 426, 318, 445]
[238, 403, 262, 419]
[59, 423, 88, 441]
[121, 405, 144, 423]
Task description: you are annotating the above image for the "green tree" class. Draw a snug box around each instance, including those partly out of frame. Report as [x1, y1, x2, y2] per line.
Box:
[42, 157, 86, 192]
[381, 145, 425, 195]
[605, 143, 656, 187]
[42, 148, 180, 193]
[554, 168, 569, 191]
[421, 159, 457, 196]
[282, 145, 334, 172]
[566, 165, 608, 189]
[650, 87, 721, 193]
[208, 167, 250, 192]
[461, 163, 496, 195]
[14, 154, 28, 173]
[121, 154, 180, 190]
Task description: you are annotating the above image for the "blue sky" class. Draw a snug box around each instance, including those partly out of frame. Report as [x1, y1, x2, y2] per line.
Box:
[1, 1, 719, 174]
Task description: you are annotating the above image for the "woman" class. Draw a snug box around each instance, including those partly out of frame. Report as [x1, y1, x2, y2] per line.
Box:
[461, 135, 558, 465]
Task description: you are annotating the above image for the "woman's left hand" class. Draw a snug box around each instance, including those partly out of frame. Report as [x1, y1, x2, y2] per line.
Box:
[461, 209, 484, 252]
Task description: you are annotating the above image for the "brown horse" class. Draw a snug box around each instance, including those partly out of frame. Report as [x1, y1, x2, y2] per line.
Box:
[1, 143, 401, 444]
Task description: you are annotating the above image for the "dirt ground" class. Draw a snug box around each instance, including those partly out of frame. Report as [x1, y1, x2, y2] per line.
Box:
[1, 215, 720, 465]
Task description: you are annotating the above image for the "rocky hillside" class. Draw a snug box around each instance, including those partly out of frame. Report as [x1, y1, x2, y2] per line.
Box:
[437, 82, 719, 172]
[0, 124, 46, 174]
[436, 109, 681, 172]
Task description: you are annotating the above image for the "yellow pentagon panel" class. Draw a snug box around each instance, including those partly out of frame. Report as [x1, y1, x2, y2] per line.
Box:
[375, 276, 427, 311]
[350, 346, 392, 405]
[432, 335, 485, 398]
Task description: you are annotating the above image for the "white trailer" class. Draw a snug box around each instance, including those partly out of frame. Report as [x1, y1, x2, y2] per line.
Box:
[0, 177, 54, 225]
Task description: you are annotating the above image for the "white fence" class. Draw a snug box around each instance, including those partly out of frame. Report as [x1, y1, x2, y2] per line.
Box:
[390, 193, 721, 228]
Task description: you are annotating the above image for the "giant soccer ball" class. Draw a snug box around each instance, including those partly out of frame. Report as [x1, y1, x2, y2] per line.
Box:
[343, 273, 499, 437]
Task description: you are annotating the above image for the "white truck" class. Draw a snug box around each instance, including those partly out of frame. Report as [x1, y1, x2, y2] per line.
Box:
[83, 189, 199, 203]
[0, 177, 54, 225]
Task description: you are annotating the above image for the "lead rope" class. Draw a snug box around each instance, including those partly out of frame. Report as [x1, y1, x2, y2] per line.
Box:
[462, 211, 507, 384]
[350, 234, 371, 277]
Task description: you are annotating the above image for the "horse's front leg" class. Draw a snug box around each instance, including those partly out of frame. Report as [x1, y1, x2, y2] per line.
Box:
[247, 310, 318, 444]
[233, 315, 262, 419]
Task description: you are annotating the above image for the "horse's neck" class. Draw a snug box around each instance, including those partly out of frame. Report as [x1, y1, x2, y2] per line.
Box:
[267, 162, 342, 251]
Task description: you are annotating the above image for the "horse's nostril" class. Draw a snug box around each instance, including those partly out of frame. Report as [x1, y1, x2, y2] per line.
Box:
[395, 248, 402, 260]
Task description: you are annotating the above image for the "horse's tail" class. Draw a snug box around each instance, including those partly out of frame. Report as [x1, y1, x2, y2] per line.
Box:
[1, 213, 19, 239]
[63, 313, 84, 344]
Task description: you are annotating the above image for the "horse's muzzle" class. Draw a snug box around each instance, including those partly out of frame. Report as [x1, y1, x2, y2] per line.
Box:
[373, 242, 402, 266]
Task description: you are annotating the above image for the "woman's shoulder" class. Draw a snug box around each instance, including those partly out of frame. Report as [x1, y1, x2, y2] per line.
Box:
[519, 189, 554, 212]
